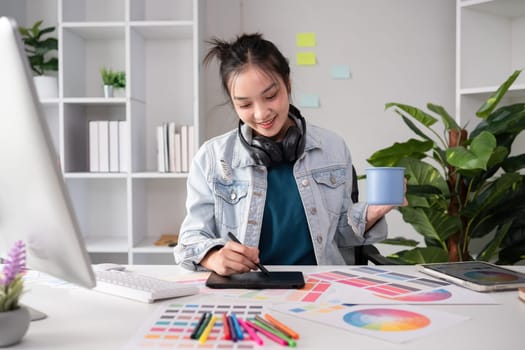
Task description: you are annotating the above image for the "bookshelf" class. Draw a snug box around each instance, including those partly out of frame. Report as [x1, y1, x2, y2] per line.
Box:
[2, 0, 205, 264]
[456, 0, 525, 126]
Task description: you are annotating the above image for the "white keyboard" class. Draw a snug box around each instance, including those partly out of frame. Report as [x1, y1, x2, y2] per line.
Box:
[94, 270, 199, 303]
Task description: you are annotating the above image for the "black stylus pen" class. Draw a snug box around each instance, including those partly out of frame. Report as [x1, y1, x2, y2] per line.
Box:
[227, 232, 270, 276]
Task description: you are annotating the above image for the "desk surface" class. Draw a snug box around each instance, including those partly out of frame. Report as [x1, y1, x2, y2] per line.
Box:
[17, 265, 525, 350]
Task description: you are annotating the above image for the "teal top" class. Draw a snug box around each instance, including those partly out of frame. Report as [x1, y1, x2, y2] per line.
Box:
[258, 163, 317, 265]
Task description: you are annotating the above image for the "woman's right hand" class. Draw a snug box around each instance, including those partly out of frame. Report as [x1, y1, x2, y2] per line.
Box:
[200, 241, 261, 276]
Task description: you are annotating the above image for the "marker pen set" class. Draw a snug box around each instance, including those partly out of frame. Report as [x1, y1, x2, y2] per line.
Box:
[190, 311, 299, 347]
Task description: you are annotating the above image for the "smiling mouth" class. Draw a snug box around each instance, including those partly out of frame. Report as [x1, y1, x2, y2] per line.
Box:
[258, 116, 277, 129]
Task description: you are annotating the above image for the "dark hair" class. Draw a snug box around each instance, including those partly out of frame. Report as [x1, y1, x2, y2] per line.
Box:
[203, 33, 290, 99]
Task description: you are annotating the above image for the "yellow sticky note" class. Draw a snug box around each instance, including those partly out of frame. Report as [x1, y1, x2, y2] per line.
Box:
[296, 52, 316, 66]
[296, 32, 316, 47]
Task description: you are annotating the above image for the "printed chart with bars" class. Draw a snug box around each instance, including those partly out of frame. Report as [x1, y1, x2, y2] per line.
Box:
[124, 302, 268, 349]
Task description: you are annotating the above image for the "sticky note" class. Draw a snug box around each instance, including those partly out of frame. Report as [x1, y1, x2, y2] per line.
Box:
[331, 65, 351, 79]
[298, 94, 320, 108]
[296, 52, 316, 66]
[296, 32, 316, 47]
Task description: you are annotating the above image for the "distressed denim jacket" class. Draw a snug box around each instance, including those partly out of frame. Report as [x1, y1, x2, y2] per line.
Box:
[173, 120, 388, 270]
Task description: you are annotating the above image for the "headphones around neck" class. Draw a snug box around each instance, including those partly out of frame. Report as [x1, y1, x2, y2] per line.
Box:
[238, 104, 306, 167]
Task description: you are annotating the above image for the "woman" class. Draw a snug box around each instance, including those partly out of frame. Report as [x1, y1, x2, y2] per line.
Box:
[174, 33, 400, 275]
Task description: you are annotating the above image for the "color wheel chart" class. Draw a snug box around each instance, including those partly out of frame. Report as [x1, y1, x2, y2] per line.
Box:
[272, 302, 469, 343]
[124, 302, 267, 349]
[306, 267, 496, 304]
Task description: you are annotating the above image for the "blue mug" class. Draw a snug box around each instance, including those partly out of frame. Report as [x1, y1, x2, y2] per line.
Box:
[365, 167, 405, 205]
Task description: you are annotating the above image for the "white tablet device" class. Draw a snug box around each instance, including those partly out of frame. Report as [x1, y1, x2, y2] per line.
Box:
[417, 261, 525, 292]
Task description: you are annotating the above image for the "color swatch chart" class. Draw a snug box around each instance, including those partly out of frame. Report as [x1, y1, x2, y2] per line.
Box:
[306, 267, 496, 305]
[124, 302, 267, 349]
[203, 276, 334, 303]
[271, 302, 469, 343]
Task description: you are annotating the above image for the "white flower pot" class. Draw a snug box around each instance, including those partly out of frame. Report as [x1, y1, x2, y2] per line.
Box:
[0, 306, 30, 347]
[33, 75, 58, 99]
[103, 85, 114, 98]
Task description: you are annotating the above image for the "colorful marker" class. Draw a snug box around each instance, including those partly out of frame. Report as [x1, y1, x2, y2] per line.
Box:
[264, 313, 300, 339]
[190, 312, 210, 339]
[222, 313, 231, 340]
[230, 313, 244, 340]
[245, 319, 289, 346]
[238, 317, 264, 346]
[199, 315, 217, 344]
[253, 318, 296, 347]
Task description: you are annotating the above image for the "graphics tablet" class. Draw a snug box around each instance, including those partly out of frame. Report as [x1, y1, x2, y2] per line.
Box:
[417, 261, 525, 292]
[205, 271, 305, 289]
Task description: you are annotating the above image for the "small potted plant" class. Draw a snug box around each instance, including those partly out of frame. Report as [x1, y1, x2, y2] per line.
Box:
[100, 67, 126, 98]
[18, 20, 59, 99]
[0, 241, 30, 347]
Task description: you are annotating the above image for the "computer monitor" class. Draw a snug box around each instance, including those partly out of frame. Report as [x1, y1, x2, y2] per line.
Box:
[0, 16, 96, 317]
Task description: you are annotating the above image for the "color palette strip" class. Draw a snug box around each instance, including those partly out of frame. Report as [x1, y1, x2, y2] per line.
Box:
[124, 303, 267, 349]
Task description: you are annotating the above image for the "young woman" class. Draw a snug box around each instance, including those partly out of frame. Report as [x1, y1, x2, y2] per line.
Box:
[174, 33, 401, 275]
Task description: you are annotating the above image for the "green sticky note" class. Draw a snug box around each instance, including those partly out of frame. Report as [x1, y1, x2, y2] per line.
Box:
[298, 94, 320, 108]
[296, 32, 316, 47]
[331, 65, 351, 79]
[296, 52, 316, 66]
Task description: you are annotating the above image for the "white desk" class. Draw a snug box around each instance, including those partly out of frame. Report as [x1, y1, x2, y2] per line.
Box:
[17, 265, 525, 349]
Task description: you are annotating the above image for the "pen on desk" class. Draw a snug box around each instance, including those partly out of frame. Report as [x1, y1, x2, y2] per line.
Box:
[253, 318, 296, 347]
[238, 317, 264, 346]
[198, 315, 217, 344]
[222, 313, 231, 340]
[230, 313, 244, 340]
[264, 313, 300, 339]
[190, 312, 208, 339]
[227, 232, 270, 276]
[227, 315, 238, 342]
[245, 319, 289, 346]
[193, 312, 212, 340]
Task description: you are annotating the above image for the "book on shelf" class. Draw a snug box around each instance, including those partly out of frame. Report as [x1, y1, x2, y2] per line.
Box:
[98, 120, 110, 172]
[180, 124, 189, 172]
[88, 120, 127, 173]
[109, 121, 119, 172]
[188, 125, 196, 170]
[156, 125, 166, 172]
[89, 121, 99, 172]
[118, 120, 128, 172]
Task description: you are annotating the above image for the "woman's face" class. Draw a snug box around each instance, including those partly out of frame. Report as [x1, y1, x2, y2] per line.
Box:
[229, 65, 291, 141]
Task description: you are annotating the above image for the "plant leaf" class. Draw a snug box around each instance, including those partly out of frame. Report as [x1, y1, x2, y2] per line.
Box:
[380, 237, 420, 247]
[367, 139, 433, 167]
[427, 103, 460, 130]
[390, 247, 449, 264]
[446, 131, 496, 170]
[477, 221, 512, 262]
[399, 206, 461, 246]
[476, 70, 522, 119]
[385, 102, 438, 127]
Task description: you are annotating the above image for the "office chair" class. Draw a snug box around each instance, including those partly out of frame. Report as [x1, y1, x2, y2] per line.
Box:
[350, 166, 397, 265]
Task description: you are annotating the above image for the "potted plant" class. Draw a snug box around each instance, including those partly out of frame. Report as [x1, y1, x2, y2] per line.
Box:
[0, 241, 30, 347]
[367, 70, 525, 265]
[18, 20, 58, 99]
[100, 67, 126, 98]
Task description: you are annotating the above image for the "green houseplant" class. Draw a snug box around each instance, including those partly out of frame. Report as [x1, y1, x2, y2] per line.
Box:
[18, 20, 58, 98]
[18, 20, 58, 76]
[367, 70, 525, 265]
[100, 67, 126, 97]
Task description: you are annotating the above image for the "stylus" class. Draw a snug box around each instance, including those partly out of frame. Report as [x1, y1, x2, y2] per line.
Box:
[227, 232, 270, 276]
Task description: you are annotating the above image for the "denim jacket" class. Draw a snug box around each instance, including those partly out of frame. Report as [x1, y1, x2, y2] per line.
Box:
[173, 120, 388, 270]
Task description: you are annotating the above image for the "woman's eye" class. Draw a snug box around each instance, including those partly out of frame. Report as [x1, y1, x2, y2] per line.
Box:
[266, 93, 277, 100]
[239, 104, 251, 109]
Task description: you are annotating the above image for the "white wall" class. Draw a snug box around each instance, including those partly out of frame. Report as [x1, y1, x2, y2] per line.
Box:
[203, 0, 456, 255]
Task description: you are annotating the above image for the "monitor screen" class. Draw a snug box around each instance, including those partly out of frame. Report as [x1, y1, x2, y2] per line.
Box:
[0, 17, 95, 296]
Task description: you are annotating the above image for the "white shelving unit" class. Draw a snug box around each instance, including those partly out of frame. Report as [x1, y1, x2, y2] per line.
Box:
[2, 0, 205, 264]
[456, 0, 525, 128]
